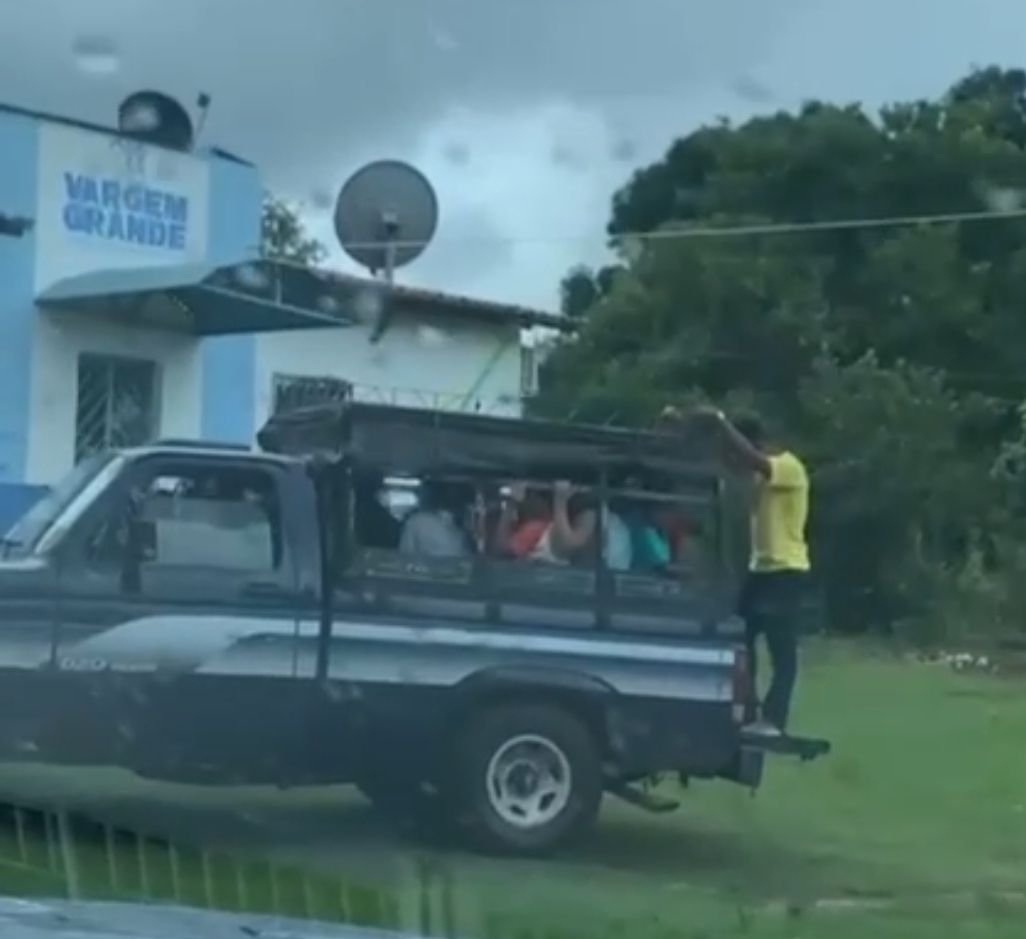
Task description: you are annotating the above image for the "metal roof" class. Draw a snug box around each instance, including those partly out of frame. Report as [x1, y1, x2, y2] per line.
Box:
[296, 267, 572, 332]
[36, 261, 356, 336]
[37, 259, 572, 336]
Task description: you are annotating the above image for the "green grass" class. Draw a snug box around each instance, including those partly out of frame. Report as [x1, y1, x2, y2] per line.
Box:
[1, 641, 1024, 938]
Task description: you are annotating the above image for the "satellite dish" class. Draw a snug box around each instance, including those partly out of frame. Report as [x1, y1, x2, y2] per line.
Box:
[118, 91, 194, 150]
[333, 160, 439, 280]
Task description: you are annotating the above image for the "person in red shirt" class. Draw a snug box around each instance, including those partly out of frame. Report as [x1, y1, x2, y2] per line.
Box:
[493, 482, 554, 560]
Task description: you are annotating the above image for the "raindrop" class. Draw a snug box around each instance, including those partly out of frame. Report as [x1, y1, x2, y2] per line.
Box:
[71, 35, 121, 76]
[234, 263, 271, 290]
[730, 74, 773, 105]
[324, 682, 345, 702]
[316, 293, 341, 314]
[551, 143, 585, 169]
[309, 187, 334, 211]
[620, 235, 644, 264]
[980, 184, 1025, 213]
[352, 286, 384, 322]
[611, 138, 637, 163]
[431, 25, 460, 52]
[443, 141, 471, 166]
[416, 324, 448, 348]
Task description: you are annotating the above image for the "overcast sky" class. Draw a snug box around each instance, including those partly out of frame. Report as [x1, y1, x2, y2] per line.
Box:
[2, 0, 1025, 310]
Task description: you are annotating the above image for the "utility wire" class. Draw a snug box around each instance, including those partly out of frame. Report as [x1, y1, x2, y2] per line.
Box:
[273, 204, 1026, 258]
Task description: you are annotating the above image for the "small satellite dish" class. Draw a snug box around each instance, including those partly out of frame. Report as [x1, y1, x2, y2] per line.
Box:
[118, 90, 195, 150]
[333, 160, 439, 280]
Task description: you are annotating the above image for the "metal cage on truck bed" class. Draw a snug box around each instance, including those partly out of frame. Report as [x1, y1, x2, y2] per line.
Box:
[258, 402, 747, 638]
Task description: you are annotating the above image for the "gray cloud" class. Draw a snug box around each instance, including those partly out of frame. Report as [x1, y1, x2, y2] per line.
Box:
[4, 0, 1026, 308]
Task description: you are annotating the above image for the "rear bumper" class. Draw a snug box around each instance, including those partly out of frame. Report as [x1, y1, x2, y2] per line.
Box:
[740, 731, 831, 761]
[725, 731, 831, 788]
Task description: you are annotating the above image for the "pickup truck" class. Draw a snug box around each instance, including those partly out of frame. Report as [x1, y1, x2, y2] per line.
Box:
[0, 402, 828, 855]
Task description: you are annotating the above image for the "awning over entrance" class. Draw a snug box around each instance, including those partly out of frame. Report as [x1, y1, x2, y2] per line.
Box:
[36, 260, 360, 335]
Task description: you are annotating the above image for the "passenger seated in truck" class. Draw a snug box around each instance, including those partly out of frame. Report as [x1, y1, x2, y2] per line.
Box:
[353, 471, 401, 549]
[551, 482, 632, 570]
[623, 504, 672, 572]
[399, 479, 473, 558]
[492, 482, 558, 561]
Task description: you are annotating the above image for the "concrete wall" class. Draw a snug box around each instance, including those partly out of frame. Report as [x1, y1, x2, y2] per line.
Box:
[252, 312, 524, 436]
[199, 157, 263, 445]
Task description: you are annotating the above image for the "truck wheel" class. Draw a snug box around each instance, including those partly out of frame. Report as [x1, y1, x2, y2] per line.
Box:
[457, 705, 602, 856]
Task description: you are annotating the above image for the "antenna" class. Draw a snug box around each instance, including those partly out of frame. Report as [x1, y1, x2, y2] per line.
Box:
[117, 91, 194, 151]
[333, 160, 439, 342]
[193, 92, 212, 145]
[333, 160, 439, 283]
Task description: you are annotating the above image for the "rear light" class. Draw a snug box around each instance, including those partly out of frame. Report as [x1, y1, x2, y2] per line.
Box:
[731, 644, 750, 723]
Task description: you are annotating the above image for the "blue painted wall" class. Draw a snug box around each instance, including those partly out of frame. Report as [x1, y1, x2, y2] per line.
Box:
[0, 111, 41, 526]
[0, 111, 38, 484]
[200, 157, 263, 444]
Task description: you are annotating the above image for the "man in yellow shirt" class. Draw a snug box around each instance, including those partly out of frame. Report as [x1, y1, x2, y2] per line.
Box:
[698, 408, 810, 736]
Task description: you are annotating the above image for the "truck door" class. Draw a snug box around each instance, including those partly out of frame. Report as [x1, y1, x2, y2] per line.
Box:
[51, 453, 311, 781]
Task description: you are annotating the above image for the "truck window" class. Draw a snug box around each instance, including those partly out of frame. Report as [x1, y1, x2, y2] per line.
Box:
[4, 452, 116, 555]
[85, 463, 283, 575]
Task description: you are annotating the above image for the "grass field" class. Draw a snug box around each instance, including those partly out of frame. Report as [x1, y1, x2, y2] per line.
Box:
[0, 640, 1024, 938]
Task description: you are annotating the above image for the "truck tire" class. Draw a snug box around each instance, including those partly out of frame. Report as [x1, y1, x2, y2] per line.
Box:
[456, 704, 602, 856]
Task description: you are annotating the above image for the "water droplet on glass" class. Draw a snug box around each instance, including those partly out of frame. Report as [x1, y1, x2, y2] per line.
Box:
[620, 235, 644, 264]
[416, 324, 448, 348]
[551, 143, 584, 169]
[316, 294, 340, 314]
[309, 187, 334, 211]
[612, 138, 637, 163]
[71, 36, 121, 76]
[431, 26, 460, 52]
[730, 74, 773, 104]
[443, 141, 471, 166]
[981, 184, 1025, 213]
[352, 286, 384, 323]
[234, 263, 271, 290]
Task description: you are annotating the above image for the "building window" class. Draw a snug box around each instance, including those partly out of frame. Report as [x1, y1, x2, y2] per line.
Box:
[75, 354, 159, 462]
[272, 374, 352, 415]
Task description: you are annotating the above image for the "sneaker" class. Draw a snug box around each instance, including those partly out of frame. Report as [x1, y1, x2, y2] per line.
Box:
[743, 720, 783, 737]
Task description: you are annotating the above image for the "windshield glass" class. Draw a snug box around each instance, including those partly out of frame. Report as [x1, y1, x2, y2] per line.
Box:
[4, 452, 112, 554]
[3, 3, 1026, 939]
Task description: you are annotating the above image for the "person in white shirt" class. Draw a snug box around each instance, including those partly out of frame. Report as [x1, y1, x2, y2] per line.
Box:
[399, 480, 471, 558]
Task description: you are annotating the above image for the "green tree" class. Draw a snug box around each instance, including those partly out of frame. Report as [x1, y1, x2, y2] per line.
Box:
[261, 194, 326, 265]
[536, 66, 1026, 636]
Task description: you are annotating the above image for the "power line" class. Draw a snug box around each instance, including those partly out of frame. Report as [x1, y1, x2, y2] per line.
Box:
[267, 205, 1026, 258]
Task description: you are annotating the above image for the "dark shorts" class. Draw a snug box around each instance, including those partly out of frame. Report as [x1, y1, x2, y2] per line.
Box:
[739, 570, 809, 628]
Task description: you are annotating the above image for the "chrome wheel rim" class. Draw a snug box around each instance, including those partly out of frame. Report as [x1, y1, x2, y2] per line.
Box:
[485, 733, 572, 829]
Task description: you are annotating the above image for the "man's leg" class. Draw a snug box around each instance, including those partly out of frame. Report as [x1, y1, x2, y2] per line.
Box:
[739, 575, 762, 723]
[762, 620, 798, 730]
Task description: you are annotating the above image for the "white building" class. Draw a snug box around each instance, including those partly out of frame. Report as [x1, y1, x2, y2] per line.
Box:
[0, 101, 567, 526]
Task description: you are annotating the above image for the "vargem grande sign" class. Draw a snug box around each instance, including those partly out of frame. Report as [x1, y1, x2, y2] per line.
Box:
[61, 171, 189, 250]
[35, 122, 210, 294]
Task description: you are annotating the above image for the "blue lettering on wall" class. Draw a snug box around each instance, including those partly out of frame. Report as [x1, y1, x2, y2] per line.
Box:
[60, 172, 191, 250]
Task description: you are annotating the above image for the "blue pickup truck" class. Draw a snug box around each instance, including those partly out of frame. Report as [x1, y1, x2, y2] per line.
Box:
[0, 402, 828, 855]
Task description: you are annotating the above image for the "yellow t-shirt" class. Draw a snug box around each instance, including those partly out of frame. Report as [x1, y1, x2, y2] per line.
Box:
[750, 451, 810, 572]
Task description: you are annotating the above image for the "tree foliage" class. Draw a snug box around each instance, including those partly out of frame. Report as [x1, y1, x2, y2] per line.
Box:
[536, 66, 1026, 637]
[260, 194, 326, 265]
